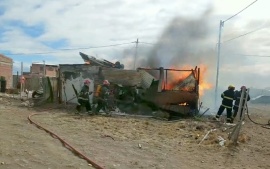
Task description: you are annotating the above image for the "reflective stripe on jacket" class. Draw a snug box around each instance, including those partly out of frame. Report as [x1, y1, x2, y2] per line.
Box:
[221, 89, 235, 108]
[78, 85, 90, 101]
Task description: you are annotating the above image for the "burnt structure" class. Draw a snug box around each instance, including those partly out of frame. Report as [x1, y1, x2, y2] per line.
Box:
[57, 52, 200, 118]
[137, 67, 200, 117]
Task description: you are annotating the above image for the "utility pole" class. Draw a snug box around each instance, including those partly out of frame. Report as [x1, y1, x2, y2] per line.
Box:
[214, 0, 258, 108]
[20, 62, 23, 98]
[133, 38, 139, 70]
[214, 20, 224, 108]
[16, 71, 18, 87]
[43, 60, 46, 77]
[21, 62, 23, 77]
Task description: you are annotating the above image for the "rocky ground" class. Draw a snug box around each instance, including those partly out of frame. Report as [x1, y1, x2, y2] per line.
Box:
[0, 94, 270, 169]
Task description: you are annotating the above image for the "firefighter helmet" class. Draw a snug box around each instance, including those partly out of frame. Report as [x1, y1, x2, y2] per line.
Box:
[241, 86, 246, 90]
[228, 85, 235, 90]
[84, 79, 91, 84]
[103, 80, 110, 85]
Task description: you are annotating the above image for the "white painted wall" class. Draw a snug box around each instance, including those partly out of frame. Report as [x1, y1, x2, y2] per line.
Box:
[62, 75, 94, 104]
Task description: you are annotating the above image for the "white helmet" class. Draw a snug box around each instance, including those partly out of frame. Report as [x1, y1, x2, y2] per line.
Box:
[103, 80, 110, 85]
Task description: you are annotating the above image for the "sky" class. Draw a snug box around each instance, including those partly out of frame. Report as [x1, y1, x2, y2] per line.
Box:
[0, 0, 270, 105]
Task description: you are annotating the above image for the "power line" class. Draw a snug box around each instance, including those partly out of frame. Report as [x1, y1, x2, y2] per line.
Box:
[229, 53, 270, 57]
[137, 41, 155, 45]
[222, 26, 266, 43]
[4, 41, 155, 56]
[223, 0, 258, 23]
[7, 51, 60, 55]
[214, 0, 258, 108]
[4, 42, 135, 55]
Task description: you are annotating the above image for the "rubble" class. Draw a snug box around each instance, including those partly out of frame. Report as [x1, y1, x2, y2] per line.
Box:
[217, 136, 226, 146]
[198, 129, 216, 145]
[138, 143, 142, 149]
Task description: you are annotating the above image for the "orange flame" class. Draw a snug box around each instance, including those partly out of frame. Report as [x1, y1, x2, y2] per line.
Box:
[179, 102, 188, 106]
[165, 64, 213, 96]
[198, 64, 213, 96]
[165, 65, 192, 90]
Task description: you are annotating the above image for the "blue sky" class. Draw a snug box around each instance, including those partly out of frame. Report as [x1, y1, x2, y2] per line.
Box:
[0, 0, 270, 90]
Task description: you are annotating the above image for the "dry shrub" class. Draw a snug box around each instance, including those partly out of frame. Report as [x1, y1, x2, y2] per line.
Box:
[226, 140, 236, 147]
[195, 125, 205, 131]
[178, 124, 186, 129]
[207, 123, 216, 128]
[200, 132, 228, 146]
[203, 132, 219, 145]
[238, 133, 251, 143]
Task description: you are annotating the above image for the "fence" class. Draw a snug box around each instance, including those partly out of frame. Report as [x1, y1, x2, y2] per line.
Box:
[24, 76, 58, 103]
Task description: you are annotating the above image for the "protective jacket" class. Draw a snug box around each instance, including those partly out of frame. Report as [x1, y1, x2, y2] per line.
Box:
[78, 85, 90, 101]
[221, 89, 235, 108]
[100, 85, 110, 99]
[234, 90, 250, 108]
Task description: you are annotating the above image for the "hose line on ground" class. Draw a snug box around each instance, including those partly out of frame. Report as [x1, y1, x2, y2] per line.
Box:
[246, 106, 270, 129]
[28, 111, 105, 169]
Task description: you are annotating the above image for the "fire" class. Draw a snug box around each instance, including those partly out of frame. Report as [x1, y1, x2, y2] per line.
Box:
[179, 102, 188, 106]
[165, 65, 192, 90]
[165, 64, 213, 96]
[198, 64, 213, 96]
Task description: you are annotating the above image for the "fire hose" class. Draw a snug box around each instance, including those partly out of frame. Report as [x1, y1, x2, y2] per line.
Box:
[27, 110, 105, 169]
[246, 106, 270, 129]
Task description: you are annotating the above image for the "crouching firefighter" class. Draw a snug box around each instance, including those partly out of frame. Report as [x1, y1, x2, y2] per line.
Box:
[215, 85, 235, 123]
[76, 79, 93, 114]
[232, 86, 250, 122]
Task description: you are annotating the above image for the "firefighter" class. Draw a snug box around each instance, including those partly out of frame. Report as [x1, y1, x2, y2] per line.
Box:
[95, 80, 110, 114]
[215, 85, 235, 123]
[232, 86, 250, 122]
[76, 79, 93, 114]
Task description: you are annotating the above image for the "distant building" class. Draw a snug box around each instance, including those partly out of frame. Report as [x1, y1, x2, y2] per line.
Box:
[30, 63, 58, 77]
[12, 75, 19, 88]
[0, 54, 13, 88]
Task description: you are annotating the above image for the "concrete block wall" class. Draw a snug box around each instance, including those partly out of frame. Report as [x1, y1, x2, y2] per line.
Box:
[0, 54, 13, 89]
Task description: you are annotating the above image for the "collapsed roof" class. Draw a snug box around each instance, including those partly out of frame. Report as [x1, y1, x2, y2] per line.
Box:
[79, 52, 124, 69]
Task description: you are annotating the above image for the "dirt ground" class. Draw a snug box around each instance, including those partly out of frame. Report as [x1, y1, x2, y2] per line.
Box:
[0, 95, 270, 169]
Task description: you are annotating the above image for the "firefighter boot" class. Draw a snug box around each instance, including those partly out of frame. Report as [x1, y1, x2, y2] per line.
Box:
[214, 115, 220, 121]
[226, 118, 233, 123]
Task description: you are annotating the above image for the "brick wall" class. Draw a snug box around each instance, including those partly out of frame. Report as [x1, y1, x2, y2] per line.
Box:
[30, 64, 45, 76]
[0, 54, 13, 89]
[45, 65, 58, 77]
[30, 64, 58, 77]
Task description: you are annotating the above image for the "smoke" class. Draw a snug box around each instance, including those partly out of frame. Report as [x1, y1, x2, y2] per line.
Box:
[132, 9, 250, 111]
[138, 10, 216, 69]
[119, 9, 270, 111]
[130, 10, 219, 110]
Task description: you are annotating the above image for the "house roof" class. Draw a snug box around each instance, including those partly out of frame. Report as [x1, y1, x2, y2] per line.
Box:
[79, 52, 119, 68]
[32, 63, 58, 67]
[0, 54, 13, 62]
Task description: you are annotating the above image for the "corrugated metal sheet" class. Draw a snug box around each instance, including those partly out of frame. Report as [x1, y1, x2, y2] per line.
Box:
[173, 73, 196, 91]
[139, 70, 156, 89]
[102, 68, 141, 86]
[142, 90, 198, 105]
[102, 69, 157, 88]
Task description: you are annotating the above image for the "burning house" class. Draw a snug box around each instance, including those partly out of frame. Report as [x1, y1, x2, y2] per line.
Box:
[58, 55, 200, 118]
[137, 67, 200, 117]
